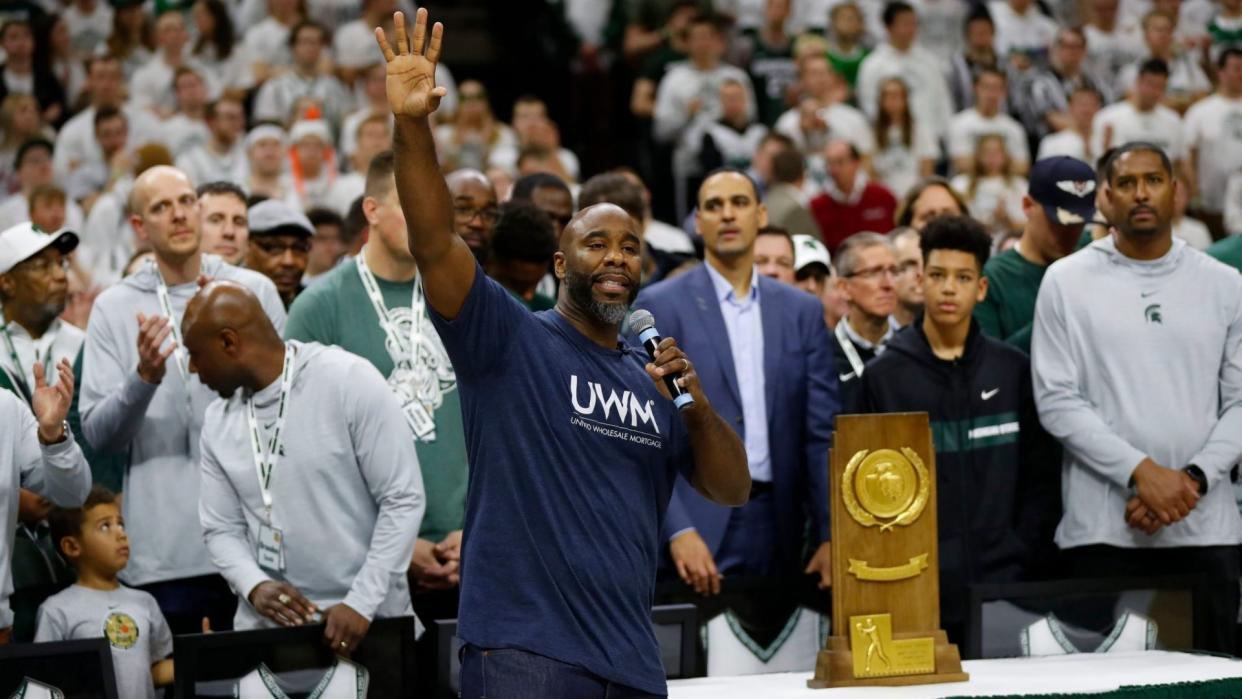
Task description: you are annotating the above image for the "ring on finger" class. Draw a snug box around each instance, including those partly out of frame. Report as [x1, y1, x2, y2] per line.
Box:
[340, 641, 349, 649]
[277, 593, 291, 605]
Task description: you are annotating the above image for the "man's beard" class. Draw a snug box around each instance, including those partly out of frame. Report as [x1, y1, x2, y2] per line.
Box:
[564, 269, 636, 326]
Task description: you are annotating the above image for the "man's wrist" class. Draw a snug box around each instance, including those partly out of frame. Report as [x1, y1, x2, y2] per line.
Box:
[1184, 464, 1208, 495]
[38, 420, 68, 445]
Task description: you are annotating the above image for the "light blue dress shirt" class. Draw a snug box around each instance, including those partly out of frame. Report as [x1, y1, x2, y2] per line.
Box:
[704, 263, 771, 483]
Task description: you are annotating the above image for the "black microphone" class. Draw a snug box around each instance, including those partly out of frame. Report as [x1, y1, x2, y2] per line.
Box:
[628, 310, 695, 410]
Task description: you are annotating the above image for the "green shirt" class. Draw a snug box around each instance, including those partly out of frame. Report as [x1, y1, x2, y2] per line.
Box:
[285, 258, 468, 542]
[1208, 235, 1242, 273]
[975, 248, 1047, 354]
[827, 45, 869, 89]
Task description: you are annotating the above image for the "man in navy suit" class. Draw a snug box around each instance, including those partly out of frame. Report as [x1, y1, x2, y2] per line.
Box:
[634, 168, 839, 597]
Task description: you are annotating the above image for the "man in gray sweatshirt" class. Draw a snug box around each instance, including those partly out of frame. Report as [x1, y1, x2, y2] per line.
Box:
[79, 166, 286, 633]
[1032, 142, 1242, 654]
[185, 281, 423, 654]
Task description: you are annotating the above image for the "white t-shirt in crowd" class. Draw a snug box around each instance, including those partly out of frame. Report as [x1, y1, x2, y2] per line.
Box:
[1085, 23, 1145, 76]
[989, 1, 1059, 57]
[774, 102, 877, 157]
[175, 141, 249, 187]
[325, 171, 364, 218]
[856, 43, 956, 138]
[1091, 100, 1185, 161]
[157, 114, 211, 157]
[873, 122, 941, 199]
[947, 107, 1031, 168]
[1183, 94, 1242, 213]
[242, 17, 293, 71]
[1116, 53, 1211, 104]
[950, 173, 1028, 230]
[62, 2, 113, 56]
[1037, 130, 1091, 162]
[333, 20, 379, 70]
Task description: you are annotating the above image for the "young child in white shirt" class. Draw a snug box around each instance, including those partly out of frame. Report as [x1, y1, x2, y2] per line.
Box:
[35, 486, 177, 699]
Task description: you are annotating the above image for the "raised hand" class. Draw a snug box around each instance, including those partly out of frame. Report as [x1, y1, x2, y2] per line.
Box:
[32, 359, 74, 443]
[374, 10, 448, 120]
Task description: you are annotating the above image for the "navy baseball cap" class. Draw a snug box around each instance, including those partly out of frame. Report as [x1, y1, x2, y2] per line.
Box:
[1027, 156, 1097, 226]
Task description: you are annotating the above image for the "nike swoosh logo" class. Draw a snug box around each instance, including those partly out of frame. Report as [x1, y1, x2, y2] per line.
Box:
[839, 372, 856, 382]
[1140, 290, 1157, 297]
[981, 388, 1000, 400]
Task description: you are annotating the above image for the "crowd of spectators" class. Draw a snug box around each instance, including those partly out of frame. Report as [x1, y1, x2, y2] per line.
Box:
[2, 0, 1242, 692]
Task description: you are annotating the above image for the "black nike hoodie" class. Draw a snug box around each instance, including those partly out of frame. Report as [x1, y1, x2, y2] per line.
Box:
[855, 318, 1061, 631]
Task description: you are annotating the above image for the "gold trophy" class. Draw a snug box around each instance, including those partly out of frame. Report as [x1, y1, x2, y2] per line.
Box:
[807, 413, 969, 688]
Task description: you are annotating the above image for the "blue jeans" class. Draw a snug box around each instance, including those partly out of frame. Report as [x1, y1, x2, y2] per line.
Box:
[459, 644, 665, 698]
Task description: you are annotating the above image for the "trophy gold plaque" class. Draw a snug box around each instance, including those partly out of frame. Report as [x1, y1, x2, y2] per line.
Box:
[807, 413, 970, 688]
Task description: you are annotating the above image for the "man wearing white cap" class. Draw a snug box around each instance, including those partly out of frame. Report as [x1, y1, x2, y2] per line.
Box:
[286, 120, 336, 212]
[244, 124, 298, 206]
[0, 223, 99, 641]
[0, 224, 85, 406]
[792, 233, 847, 330]
[79, 165, 287, 634]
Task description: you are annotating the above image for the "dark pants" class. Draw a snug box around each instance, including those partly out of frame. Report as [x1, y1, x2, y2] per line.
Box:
[1060, 544, 1240, 654]
[714, 484, 777, 577]
[460, 645, 664, 698]
[138, 574, 236, 635]
[410, 586, 460, 694]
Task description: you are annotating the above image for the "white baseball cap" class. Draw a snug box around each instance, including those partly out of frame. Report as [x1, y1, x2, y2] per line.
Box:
[792, 234, 831, 275]
[0, 222, 79, 276]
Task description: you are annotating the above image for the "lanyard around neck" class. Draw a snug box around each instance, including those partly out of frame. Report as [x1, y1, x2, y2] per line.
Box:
[835, 320, 866, 378]
[150, 260, 198, 424]
[355, 255, 424, 367]
[1, 322, 55, 402]
[247, 343, 296, 522]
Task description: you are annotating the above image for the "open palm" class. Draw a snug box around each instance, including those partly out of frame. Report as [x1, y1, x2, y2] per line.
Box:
[375, 10, 448, 119]
[31, 360, 73, 434]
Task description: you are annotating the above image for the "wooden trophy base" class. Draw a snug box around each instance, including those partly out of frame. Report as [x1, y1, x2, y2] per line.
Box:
[806, 631, 970, 689]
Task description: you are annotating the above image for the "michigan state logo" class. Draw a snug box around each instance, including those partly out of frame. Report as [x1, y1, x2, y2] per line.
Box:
[1144, 304, 1162, 324]
[103, 611, 139, 649]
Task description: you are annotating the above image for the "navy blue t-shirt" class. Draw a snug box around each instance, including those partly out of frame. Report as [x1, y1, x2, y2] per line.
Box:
[429, 267, 695, 695]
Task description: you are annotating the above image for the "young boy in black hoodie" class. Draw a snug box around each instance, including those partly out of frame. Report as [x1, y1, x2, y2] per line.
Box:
[856, 215, 1060, 645]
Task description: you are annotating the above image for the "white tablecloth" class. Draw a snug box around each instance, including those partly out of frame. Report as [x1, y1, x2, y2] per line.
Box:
[667, 650, 1242, 698]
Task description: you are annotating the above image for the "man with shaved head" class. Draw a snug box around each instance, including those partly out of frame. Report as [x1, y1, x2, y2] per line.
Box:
[184, 281, 423, 653]
[378, 10, 748, 695]
[445, 168, 498, 260]
[79, 165, 286, 633]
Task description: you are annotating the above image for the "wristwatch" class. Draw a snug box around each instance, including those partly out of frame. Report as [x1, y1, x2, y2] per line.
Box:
[1184, 464, 1208, 496]
[38, 420, 69, 445]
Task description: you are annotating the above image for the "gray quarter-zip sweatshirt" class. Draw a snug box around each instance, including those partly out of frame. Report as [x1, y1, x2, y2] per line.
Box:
[80, 254, 286, 585]
[198, 341, 423, 627]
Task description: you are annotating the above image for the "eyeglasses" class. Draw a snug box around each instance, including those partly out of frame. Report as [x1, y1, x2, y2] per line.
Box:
[253, 238, 311, 255]
[453, 204, 500, 226]
[845, 265, 900, 281]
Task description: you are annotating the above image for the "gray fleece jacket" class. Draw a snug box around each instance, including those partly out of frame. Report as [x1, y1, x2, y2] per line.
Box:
[80, 254, 286, 586]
